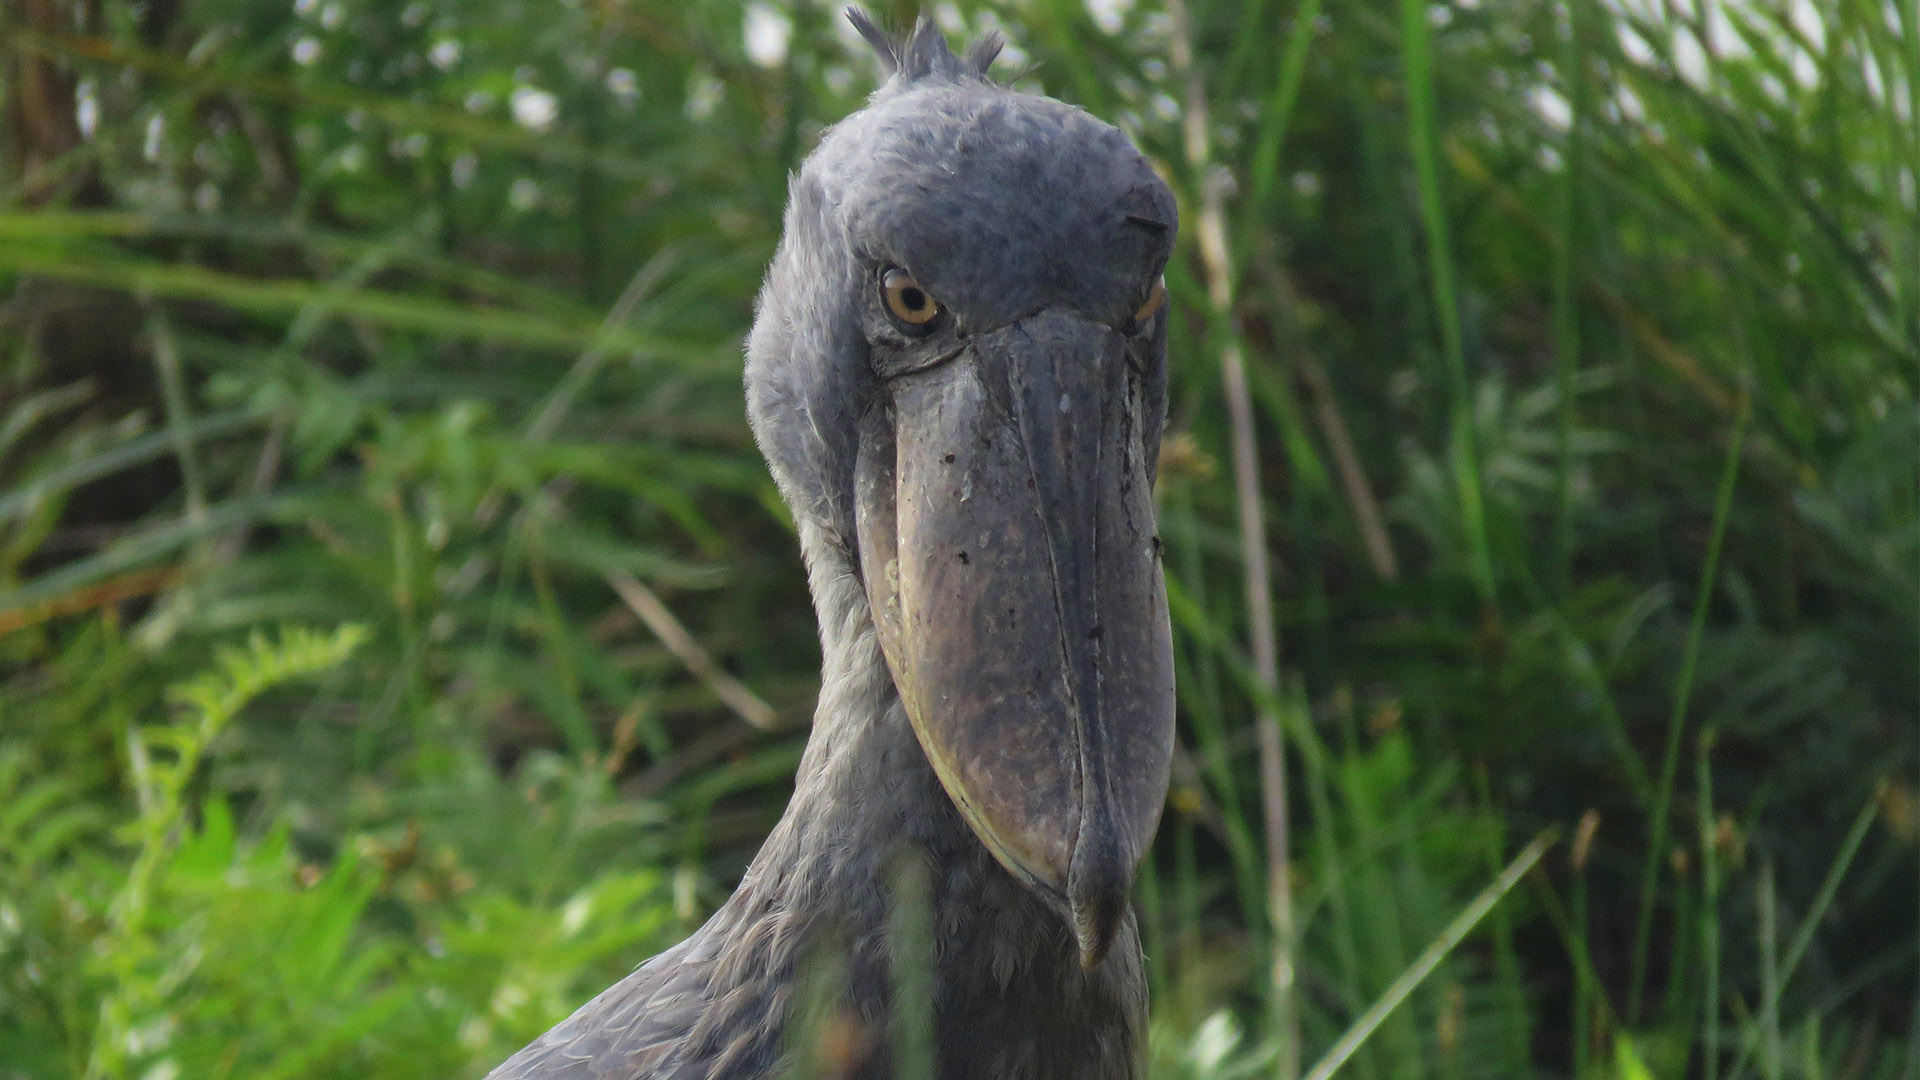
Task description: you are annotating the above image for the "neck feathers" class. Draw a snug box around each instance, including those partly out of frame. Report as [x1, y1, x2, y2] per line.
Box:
[675, 521, 1146, 1080]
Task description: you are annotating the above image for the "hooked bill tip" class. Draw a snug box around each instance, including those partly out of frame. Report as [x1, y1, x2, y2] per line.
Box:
[1068, 820, 1132, 968]
[1070, 881, 1127, 969]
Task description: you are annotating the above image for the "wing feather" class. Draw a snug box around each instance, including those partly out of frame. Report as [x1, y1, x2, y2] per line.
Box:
[485, 929, 717, 1080]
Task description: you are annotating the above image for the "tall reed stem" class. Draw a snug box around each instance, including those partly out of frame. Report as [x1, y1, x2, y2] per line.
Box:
[1166, 2, 1294, 1075]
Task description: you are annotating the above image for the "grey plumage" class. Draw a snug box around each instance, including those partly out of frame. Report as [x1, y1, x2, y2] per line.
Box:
[486, 14, 1176, 1080]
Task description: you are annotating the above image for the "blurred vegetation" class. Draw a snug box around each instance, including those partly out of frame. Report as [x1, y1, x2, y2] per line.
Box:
[0, 0, 1914, 1078]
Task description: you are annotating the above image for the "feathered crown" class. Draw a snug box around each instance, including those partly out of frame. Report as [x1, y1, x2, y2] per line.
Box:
[845, 8, 1004, 81]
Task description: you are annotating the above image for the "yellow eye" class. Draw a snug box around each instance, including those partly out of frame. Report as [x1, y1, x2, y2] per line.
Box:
[1134, 277, 1167, 323]
[882, 268, 942, 327]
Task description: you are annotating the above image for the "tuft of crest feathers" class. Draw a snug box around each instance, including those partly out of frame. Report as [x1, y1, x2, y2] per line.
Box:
[844, 8, 1002, 81]
[966, 30, 1005, 74]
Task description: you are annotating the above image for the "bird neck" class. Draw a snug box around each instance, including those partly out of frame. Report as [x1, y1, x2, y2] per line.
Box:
[699, 522, 1145, 1079]
[748, 518, 1012, 931]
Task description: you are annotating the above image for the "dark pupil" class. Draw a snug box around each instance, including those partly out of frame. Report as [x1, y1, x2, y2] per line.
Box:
[899, 287, 926, 312]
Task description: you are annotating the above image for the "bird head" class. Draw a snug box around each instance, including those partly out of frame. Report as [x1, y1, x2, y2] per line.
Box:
[745, 11, 1177, 969]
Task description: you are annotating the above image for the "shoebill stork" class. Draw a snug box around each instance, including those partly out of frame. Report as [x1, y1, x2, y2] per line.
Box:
[488, 13, 1178, 1079]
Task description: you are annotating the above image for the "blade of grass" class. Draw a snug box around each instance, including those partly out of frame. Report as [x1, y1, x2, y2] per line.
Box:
[0, 211, 601, 322]
[1721, 792, 1887, 1080]
[1527, 813, 1618, 1079]
[607, 572, 778, 732]
[1550, 0, 1589, 595]
[1301, 831, 1557, 1080]
[1443, 138, 1746, 417]
[1331, 706, 1422, 1075]
[1138, 843, 1168, 1007]
[1629, 391, 1752, 1022]
[1255, 261, 1399, 581]
[1469, 764, 1534, 1076]
[1900, 12, 1920, 1076]
[887, 854, 936, 1080]
[1294, 345, 1399, 582]
[1759, 860, 1783, 1080]
[2, 29, 666, 182]
[525, 248, 679, 444]
[1247, 0, 1326, 212]
[1775, 790, 1882, 987]
[1163, 489, 1270, 931]
[0, 408, 262, 525]
[1518, 569, 1657, 804]
[0, 380, 92, 461]
[0, 565, 184, 635]
[1167, 0, 1295, 1072]
[0, 244, 690, 358]
[1700, 728, 1724, 1080]
[1399, 0, 1494, 606]
[145, 306, 206, 532]
[0, 495, 288, 619]
[1295, 684, 1370, 1077]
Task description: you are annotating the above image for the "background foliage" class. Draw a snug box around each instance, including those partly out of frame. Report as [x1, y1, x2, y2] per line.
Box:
[1, 0, 1914, 1078]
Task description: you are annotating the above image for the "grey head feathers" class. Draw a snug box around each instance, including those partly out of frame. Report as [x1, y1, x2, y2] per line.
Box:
[744, 30, 1176, 557]
[845, 7, 1004, 82]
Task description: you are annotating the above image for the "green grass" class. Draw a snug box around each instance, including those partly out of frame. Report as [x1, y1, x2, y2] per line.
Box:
[2, 0, 1915, 1078]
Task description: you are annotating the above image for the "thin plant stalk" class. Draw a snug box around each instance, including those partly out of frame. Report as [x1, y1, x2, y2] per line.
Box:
[1700, 730, 1722, 1080]
[888, 855, 936, 1080]
[1297, 344, 1399, 581]
[1166, 0, 1295, 1074]
[607, 571, 779, 731]
[1721, 794, 1886, 1080]
[1630, 392, 1752, 1021]
[1284, 681, 1367, 1074]
[1261, 263, 1399, 582]
[1759, 861, 1782, 1080]
[1572, 865, 1592, 1078]
[146, 306, 206, 531]
[1247, 0, 1326, 211]
[1398, 0, 1494, 605]
[1470, 765, 1533, 1074]
[524, 249, 678, 444]
[1138, 846, 1169, 1006]
[1550, 0, 1590, 596]
[1301, 832, 1557, 1080]
[1528, 816, 1618, 1079]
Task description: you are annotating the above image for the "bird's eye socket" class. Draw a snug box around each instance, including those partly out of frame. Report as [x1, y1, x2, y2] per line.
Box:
[882, 268, 942, 328]
[1134, 277, 1167, 324]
